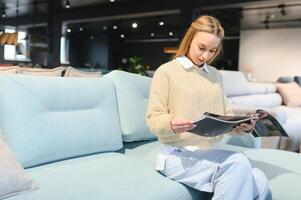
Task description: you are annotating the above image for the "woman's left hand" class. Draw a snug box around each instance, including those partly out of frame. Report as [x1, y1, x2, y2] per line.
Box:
[234, 121, 255, 133]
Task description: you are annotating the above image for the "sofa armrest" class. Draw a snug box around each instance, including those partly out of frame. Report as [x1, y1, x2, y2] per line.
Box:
[247, 82, 276, 94]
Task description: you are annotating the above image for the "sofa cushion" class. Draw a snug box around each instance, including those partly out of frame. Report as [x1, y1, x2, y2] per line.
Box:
[64, 67, 102, 77]
[211, 143, 301, 200]
[219, 70, 250, 96]
[124, 140, 163, 165]
[276, 82, 301, 107]
[7, 153, 202, 200]
[0, 136, 38, 199]
[228, 93, 282, 108]
[106, 70, 156, 142]
[243, 149, 301, 200]
[18, 67, 65, 77]
[0, 75, 123, 168]
[125, 140, 301, 200]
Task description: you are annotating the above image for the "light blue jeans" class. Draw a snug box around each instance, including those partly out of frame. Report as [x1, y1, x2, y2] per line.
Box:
[158, 146, 271, 200]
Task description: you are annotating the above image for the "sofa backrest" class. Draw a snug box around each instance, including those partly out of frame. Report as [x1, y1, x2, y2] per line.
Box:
[219, 70, 283, 107]
[0, 75, 123, 168]
[0, 66, 19, 76]
[219, 70, 250, 97]
[18, 67, 65, 77]
[105, 70, 156, 142]
[220, 70, 278, 95]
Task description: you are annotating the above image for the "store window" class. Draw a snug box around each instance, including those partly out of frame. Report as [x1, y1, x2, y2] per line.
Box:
[4, 28, 30, 61]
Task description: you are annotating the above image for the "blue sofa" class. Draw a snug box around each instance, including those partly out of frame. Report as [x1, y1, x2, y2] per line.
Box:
[1, 70, 301, 200]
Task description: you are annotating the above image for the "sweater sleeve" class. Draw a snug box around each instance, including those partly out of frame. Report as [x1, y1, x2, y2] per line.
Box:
[146, 68, 176, 138]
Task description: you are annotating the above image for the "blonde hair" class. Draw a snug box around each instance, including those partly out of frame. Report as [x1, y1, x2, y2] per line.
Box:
[173, 15, 224, 64]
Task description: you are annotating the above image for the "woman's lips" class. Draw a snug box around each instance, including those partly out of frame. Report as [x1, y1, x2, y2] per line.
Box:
[196, 60, 204, 65]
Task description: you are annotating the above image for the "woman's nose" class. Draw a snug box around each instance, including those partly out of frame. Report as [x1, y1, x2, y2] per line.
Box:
[200, 51, 210, 60]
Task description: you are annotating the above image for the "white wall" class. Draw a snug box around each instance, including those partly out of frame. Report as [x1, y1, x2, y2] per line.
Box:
[239, 28, 301, 82]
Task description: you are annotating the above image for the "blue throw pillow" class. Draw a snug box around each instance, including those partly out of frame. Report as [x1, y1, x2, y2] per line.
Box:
[106, 70, 156, 142]
[0, 75, 123, 168]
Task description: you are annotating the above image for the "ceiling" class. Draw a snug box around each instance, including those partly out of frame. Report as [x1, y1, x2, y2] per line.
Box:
[66, 13, 180, 41]
[241, 1, 301, 29]
[0, 0, 142, 17]
[2, 0, 301, 40]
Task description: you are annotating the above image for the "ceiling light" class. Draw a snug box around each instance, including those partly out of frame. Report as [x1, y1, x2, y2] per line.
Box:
[65, 0, 70, 9]
[150, 33, 155, 37]
[1, 10, 6, 18]
[113, 25, 118, 30]
[120, 34, 125, 38]
[67, 28, 71, 33]
[132, 22, 138, 29]
[79, 27, 84, 31]
[169, 32, 173, 36]
[103, 26, 107, 30]
[122, 58, 127, 64]
[90, 35, 94, 40]
[159, 21, 164, 26]
[110, 0, 115, 2]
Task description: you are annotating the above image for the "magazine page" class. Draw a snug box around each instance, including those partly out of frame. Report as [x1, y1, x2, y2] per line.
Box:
[205, 112, 253, 122]
[188, 110, 288, 138]
[252, 110, 289, 137]
[189, 113, 253, 137]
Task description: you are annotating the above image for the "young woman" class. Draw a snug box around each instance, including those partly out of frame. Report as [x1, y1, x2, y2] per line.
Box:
[146, 15, 270, 200]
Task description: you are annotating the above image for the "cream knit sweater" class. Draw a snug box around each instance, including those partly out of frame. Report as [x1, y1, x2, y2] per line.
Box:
[146, 59, 240, 149]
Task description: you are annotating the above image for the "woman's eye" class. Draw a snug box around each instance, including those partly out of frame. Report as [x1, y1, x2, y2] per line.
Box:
[210, 49, 217, 53]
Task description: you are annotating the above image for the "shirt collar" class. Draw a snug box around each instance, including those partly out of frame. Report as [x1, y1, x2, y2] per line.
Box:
[176, 56, 209, 73]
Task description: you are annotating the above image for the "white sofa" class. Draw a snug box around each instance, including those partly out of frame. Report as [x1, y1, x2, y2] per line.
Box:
[220, 70, 301, 152]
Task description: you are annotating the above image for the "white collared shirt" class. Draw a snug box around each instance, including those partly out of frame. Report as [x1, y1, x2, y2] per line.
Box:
[176, 56, 209, 73]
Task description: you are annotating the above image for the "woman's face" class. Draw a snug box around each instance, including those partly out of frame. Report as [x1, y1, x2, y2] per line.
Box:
[186, 31, 221, 66]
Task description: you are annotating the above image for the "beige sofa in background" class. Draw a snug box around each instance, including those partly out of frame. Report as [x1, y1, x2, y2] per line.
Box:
[0, 66, 102, 77]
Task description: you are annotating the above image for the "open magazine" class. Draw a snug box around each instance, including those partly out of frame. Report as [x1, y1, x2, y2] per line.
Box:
[188, 109, 289, 137]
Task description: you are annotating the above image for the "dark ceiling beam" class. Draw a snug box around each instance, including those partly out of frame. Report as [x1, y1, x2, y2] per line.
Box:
[63, 10, 179, 25]
[59, 0, 273, 22]
[59, 0, 182, 22]
[2, 13, 47, 27]
[196, 0, 275, 11]
[2, 0, 274, 26]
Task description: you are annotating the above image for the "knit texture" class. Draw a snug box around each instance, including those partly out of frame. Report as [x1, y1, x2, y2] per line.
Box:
[146, 59, 238, 149]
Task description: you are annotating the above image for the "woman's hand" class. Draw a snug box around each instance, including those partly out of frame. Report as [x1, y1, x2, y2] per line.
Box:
[171, 118, 196, 134]
[234, 120, 255, 133]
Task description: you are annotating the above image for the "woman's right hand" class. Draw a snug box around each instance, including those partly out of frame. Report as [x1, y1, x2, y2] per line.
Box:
[171, 118, 196, 134]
